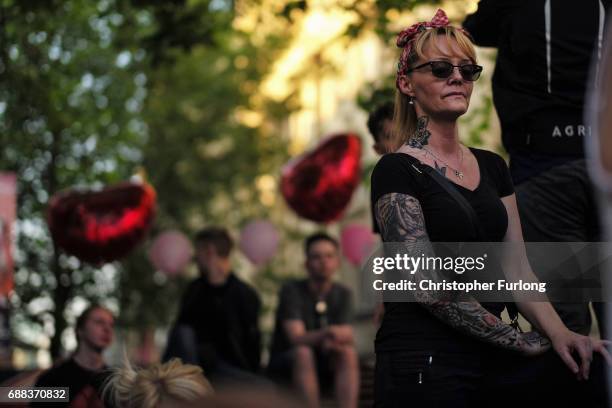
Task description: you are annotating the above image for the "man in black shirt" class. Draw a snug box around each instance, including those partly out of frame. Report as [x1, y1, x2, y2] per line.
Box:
[464, 0, 611, 335]
[268, 233, 358, 408]
[166, 227, 262, 386]
[32, 304, 114, 408]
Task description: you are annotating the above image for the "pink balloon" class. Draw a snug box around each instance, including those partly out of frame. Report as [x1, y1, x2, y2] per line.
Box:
[341, 224, 376, 266]
[239, 220, 279, 265]
[148, 230, 194, 276]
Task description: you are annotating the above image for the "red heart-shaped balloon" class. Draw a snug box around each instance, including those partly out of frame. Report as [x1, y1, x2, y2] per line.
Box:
[48, 182, 156, 264]
[281, 133, 362, 223]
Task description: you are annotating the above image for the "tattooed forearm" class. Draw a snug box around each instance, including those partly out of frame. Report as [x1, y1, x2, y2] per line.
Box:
[374, 192, 548, 354]
[521, 330, 551, 349]
[417, 294, 547, 353]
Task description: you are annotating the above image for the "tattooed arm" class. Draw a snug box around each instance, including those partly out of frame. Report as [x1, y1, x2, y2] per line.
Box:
[375, 192, 550, 355]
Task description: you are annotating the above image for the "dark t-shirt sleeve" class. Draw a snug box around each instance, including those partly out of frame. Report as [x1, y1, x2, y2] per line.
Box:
[277, 282, 302, 321]
[31, 365, 69, 407]
[371, 154, 422, 233]
[490, 153, 514, 197]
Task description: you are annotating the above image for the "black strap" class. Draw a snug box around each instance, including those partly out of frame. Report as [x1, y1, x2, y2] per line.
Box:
[415, 164, 521, 325]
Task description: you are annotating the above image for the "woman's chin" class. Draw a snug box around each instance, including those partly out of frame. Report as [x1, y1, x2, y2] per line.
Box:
[436, 108, 468, 121]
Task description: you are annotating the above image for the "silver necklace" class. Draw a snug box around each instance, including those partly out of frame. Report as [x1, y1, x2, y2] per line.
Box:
[422, 146, 464, 179]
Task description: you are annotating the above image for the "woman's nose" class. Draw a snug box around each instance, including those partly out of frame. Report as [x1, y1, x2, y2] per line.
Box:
[448, 66, 464, 82]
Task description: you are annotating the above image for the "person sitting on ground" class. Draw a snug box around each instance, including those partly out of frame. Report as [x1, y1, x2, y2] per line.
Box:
[32, 304, 115, 408]
[164, 227, 262, 387]
[268, 233, 359, 408]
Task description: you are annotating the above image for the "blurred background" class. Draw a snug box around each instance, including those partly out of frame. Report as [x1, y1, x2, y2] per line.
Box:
[0, 0, 501, 374]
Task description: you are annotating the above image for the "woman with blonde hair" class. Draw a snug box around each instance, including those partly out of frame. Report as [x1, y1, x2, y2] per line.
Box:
[104, 358, 213, 408]
[371, 9, 610, 407]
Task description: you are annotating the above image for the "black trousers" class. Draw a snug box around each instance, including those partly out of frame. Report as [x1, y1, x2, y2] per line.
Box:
[374, 350, 483, 408]
[515, 159, 605, 335]
[374, 348, 607, 408]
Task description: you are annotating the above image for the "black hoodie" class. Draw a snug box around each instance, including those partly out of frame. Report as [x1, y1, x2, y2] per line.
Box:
[464, 0, 610, 180]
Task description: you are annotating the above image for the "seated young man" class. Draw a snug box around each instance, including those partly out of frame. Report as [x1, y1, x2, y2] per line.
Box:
[268, 233, 359, 408]
[32, 304, 114, 408]
[165, 227, 262, 386]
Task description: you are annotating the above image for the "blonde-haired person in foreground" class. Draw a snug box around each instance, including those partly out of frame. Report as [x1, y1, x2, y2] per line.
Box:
[104, 358, 213, 408]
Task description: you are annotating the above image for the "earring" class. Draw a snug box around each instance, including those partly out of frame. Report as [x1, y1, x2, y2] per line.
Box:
[408, 97, 415, 105]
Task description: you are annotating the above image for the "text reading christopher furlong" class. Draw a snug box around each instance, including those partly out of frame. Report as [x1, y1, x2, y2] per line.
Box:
[371, 254, 547, 293]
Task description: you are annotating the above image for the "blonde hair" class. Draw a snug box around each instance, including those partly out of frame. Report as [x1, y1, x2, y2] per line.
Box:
[104, 357, 214, 408]
[394, 26, 477, 145]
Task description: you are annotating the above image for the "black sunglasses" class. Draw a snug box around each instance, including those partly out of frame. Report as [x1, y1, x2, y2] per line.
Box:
[407, 61, 483, 81]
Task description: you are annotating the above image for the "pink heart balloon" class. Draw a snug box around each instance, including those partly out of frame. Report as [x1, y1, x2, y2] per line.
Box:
[340, 224, 376, 266]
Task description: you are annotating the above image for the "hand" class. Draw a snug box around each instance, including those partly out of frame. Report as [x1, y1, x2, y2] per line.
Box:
[550, 329, 594, 380]
[321, 336, 343, 353]
[592, 338, 612, 365]
[518, 330, 551, 357]
[326, 325, 354, 345]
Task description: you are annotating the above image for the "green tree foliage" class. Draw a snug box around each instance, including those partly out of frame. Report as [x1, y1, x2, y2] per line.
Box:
[0, 0, 151, 358]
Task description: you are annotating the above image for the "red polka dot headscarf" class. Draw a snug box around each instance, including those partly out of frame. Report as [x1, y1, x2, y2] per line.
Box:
[396, 9, 472, 89]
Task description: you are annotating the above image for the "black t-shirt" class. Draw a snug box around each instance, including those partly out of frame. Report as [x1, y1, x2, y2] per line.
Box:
[371, 148, 513, 240]
[32, 358, 110, 408]
[370, 148, 514, 353]
[176, 273, 261, 372]
[270, 279, 353, 355]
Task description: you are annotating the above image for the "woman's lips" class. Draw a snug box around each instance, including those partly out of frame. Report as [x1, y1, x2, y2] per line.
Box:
[444, 92, 466, 98]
